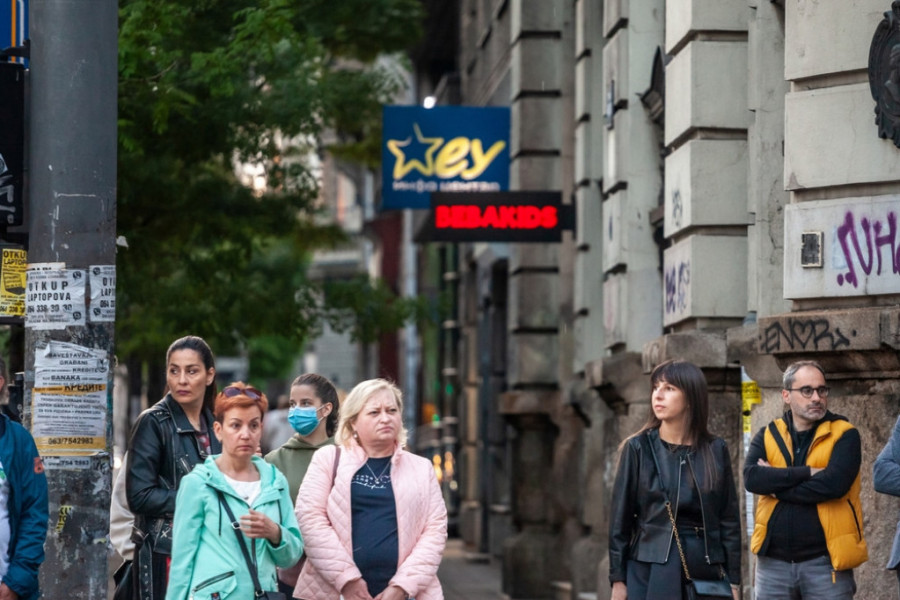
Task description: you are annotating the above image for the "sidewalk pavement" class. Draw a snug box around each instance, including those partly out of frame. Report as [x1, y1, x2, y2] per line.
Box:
[109, 536, 503, 599]
[439, 538, 505, 600]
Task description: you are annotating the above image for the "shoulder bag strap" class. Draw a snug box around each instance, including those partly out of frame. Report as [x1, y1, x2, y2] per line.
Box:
[768, 421, 793, 466]
[216, 490, 265, 597]
[664, 501, 693, 581]
[644, 434, 693, 581]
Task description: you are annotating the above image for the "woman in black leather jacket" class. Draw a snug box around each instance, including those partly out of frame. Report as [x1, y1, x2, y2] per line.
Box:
[608, 359, 741, 600]
[125, 336, 222, 600]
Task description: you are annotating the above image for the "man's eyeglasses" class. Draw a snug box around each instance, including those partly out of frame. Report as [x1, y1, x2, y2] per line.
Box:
[785, 385, 830, 399]
[222, 386, 263, 401]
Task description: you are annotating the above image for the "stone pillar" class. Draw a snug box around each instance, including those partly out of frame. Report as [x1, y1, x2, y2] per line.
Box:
[573, 0, 606, 370]
[746, 0, 790, 320]
[600, 0, 665, 350]
[769, 1, 900, 595]
[501, 1, 575, 597]
[499, 397, 557, 599]
[663, 0, 750, 331]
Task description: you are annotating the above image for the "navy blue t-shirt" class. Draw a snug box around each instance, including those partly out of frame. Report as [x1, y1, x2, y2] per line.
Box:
[351, 456, 399, 596]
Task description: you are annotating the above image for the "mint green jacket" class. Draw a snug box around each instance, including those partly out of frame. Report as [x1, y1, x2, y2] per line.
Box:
[165, 455, 303, 600]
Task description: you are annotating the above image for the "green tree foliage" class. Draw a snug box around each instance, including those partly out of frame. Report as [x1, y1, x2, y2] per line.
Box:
[116, 0, 426, 373]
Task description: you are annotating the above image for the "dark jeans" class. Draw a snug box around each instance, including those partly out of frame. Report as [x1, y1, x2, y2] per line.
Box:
[755, 555, 855, 599]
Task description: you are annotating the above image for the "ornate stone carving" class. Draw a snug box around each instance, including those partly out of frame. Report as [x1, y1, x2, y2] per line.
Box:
[869, 1, 900, 147]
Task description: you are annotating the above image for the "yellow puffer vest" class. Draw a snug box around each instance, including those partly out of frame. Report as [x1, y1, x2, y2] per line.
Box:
[750, 417, 868, 570]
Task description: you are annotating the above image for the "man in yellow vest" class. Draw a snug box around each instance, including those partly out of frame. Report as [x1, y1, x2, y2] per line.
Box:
[744, 360, 867, 598]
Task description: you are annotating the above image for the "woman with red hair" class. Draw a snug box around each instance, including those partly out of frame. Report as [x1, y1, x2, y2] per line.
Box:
[166, 382, 302, 600]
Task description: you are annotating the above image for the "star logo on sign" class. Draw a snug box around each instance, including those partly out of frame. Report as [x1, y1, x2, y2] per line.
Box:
[386, 123, 444, 180]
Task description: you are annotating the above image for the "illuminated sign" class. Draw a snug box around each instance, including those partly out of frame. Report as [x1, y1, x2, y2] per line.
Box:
[418, 191, 574, 243]
[382, 105, 510, 210]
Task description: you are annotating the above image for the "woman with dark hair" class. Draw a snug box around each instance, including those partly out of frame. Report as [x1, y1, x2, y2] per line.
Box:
[264, 373, 340, 597]
[608, 359, 741, 600]
[126, 335, 222, 600]
[166, 382, 302, 600]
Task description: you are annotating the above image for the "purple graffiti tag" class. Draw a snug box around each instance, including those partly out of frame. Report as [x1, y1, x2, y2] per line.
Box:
[873, 212, 899, 276]
[664, 261, 690, 316]
[837, 212, 873, 287]
[664, 265, 676, 314]
[677, 261, 690, 312]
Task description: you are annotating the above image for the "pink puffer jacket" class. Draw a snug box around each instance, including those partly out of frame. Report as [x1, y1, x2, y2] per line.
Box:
[293, 442, 447, 600]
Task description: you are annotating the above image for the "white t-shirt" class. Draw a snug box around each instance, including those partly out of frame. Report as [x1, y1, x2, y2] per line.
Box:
[0, 458, 11, 581]
[223, 474, 261, 506]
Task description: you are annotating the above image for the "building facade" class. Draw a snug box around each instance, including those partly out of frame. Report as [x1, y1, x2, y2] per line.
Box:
[411, 0, 900, 598]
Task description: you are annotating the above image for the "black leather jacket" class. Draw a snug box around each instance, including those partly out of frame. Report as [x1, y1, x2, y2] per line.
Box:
[608, 429, 741, 585]
[125, 394, 220, 531]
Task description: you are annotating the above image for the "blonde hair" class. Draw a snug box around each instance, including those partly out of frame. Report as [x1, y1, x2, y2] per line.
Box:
[335, 378, 408, 448]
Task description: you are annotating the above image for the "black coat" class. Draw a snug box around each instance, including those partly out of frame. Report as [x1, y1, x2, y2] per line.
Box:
[608, 428, 741, 585]
[125, 394, 220, 600]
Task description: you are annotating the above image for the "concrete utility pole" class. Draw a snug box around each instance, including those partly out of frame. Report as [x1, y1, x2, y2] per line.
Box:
[25, 0, 117, 597]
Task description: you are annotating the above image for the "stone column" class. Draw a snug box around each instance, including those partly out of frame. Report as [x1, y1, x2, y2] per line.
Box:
[662, 0, 750, 331]
[600, 0, 665, 350]
[500, 0, 575, 597]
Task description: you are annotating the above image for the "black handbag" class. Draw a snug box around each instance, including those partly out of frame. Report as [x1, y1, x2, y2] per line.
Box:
[685, 577, 732, 600]
[216, 490, 288, 600]
[112, 560, 134, 600]
[665, 501, 732, 600]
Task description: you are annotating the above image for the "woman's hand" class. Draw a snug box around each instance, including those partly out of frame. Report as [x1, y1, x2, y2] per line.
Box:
[240, 509, 281, 545]
[374, 585, 407, 600]
[731, 585, 740, 600]
[611, 581, 627, 600]
[341, 578, 374, 600]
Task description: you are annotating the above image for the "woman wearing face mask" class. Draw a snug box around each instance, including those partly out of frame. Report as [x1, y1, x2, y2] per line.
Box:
[264, 373, 340, 598]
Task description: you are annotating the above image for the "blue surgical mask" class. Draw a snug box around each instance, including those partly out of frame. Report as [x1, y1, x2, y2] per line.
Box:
[288, 406, 323, 436]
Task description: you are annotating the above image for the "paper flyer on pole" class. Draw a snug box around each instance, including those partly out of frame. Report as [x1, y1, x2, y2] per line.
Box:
[32, 341, 109, 456]
[88, 265, 115, 322]
[25, 267, 86, 330]
[0, 248, 26, 317]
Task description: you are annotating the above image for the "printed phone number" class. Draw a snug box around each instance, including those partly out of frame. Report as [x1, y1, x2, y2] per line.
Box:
[44, 437, 94, 446]
[27, 304, 74, 313]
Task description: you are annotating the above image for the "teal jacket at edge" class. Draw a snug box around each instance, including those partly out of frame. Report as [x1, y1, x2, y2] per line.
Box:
[0, 414, 48, 600]
[165, 455, 303, 600]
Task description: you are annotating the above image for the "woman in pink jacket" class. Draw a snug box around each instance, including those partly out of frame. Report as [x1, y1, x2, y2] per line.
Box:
[294, 379, 447, 600]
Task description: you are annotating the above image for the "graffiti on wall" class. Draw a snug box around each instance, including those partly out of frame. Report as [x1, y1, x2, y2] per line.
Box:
[664, 259, 691, 319]
[759, 317, 856, 354]
[671, 188, 683, 230]
[835, 210, 900, 288]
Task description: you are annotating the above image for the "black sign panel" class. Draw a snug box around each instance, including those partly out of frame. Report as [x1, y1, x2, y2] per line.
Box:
[0, 63, 24, 227]
[418, 191, 574, 243]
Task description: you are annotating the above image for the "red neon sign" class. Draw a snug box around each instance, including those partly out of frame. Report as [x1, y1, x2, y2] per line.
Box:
[419, 191, 572, 243]
[435, 205, 558, 230]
